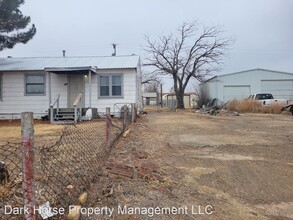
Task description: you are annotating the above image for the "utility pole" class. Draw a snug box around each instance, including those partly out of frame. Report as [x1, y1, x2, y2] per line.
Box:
[161, 83, 163, 108]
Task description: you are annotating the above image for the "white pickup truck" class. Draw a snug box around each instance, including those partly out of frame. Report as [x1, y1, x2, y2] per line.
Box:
[247, 93, 289, 106]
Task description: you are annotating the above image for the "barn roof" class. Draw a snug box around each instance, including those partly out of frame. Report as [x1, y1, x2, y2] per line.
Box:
[203, 68, 293, 83]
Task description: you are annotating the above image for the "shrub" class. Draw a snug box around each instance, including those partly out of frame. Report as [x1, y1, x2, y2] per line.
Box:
[195, 84, 210, 108]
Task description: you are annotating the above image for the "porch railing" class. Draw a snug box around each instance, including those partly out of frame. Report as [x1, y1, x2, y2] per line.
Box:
[73, 93, 83, 123]
[50, 94, 60, 123]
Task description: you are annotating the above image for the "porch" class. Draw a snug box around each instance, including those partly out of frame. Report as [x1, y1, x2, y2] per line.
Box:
[46, 66, 96, 124]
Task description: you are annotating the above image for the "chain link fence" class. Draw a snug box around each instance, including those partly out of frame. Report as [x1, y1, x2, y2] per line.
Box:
[0, 105, 135, 219]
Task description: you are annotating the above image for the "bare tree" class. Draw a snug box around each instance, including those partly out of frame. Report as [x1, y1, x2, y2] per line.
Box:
[141, 69, 160, 84]
[144, 21, 231, 108]
[144, 81, 160, 93]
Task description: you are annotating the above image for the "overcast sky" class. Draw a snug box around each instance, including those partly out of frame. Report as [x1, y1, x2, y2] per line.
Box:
[1, 0, 293, 90]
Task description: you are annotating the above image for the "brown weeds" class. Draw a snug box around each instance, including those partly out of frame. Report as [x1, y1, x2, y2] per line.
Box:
[227, 100, 284, 114]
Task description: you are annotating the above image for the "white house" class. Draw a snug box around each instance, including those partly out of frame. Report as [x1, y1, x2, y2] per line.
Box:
[201, 69, 293, 102]
[0, 55, 142, 121]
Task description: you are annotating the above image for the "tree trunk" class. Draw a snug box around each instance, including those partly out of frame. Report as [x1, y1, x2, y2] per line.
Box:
[176, 90, 185, 109]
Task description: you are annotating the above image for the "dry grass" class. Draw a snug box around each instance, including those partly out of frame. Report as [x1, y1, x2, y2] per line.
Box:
[0, 120, 63, 144]
[227, 99, 284, 114]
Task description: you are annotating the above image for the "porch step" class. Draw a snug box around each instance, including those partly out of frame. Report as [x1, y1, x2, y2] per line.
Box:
[55, 108, 75, 121]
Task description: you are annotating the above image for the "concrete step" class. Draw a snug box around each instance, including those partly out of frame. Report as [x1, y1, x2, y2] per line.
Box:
[58, 108, 75, 112]
[55, 111, 75, 120]
[56, 113, 75, 116]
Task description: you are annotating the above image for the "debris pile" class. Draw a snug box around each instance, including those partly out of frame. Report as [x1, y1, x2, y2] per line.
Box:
[196, 98, 240, 116]
[106, 150, 164, 182]
[282, 104, 293, 115]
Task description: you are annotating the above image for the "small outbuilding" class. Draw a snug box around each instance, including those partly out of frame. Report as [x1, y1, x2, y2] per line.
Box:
[142, 92, 158, 105]
[162, 93, 197, 108]
[201, 69, 293, 102]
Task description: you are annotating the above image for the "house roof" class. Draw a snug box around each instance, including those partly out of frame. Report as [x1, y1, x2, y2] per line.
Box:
[142, 92, 157, 98]
[0, 55, 140, 72]
[202, 68, 293, 83]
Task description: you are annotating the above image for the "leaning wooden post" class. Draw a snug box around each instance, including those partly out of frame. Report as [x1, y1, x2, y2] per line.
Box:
[21, 112, 36, 220]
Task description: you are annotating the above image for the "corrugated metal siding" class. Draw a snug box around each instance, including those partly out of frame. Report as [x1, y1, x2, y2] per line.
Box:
[223, 86, 251, 101]
[204, 69, 293, 101]
[261, 80, 293, 101]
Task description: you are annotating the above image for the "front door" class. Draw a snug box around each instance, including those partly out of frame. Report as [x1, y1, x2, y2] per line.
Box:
[67, 74, 85, 107]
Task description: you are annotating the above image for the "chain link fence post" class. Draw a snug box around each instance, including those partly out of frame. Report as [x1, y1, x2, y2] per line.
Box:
[106, 115, 112, 148]
[21, 112, 36, 220]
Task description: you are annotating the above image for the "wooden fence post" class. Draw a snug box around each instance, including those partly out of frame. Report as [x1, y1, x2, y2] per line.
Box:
[106, 116, 112, 148]
[21, 112, 36, 220]
[131, 103, 136, 123]
[106, 107, 111, 116]
[123, 105, 128, 131]
[134, 106, 137, 122]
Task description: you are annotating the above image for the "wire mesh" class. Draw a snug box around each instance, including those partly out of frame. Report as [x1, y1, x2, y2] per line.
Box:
[0, 108, 132, 219]
[0, 142, 23, 217]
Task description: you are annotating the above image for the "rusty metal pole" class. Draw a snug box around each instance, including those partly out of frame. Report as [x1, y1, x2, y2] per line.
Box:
[161, 84, 163, 108]
[21, 112, 36, 220]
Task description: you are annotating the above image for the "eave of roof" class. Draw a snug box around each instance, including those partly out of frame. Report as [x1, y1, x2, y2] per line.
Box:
[202, 68, 293, 84]
[0, 55, 140, 72]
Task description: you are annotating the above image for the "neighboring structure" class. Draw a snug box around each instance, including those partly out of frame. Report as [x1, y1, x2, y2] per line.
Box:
[162, 93, 197, 108]
[0, 55, 142, 120]
[201, 69, 293, 102]
[142, 92, 158, 106]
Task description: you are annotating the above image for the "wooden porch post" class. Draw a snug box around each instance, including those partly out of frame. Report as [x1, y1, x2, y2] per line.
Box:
[48, 72, 51, 106]
[89, 70, 92, 108]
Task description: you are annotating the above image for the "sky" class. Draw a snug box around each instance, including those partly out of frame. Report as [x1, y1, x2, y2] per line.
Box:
[1, 0, 293, 91]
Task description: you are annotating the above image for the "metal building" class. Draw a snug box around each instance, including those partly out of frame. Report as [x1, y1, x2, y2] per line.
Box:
[201, 69, 293, 102]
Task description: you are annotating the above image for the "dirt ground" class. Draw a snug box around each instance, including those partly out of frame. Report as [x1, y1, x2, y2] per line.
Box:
[86, 107, 293, 220]
[1, 110, 293, 220]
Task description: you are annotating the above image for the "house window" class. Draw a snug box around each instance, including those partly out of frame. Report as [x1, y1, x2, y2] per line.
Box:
[0, 73, 2, 101]
[99, 74, 123, 97]
[25, 74, 45, 95]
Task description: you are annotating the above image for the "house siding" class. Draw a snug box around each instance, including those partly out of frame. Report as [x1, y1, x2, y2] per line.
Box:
[0, 67, 140, 119]
[85, 69, 137, 114]
[0, 71, 48, 119]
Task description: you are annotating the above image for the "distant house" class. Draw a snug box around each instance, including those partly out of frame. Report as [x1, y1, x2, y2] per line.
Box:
[201, 69, 293, 102]
[0, 55, 142, 121]
[162, 93, 197, 108]
[142, 92, 158, 106]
